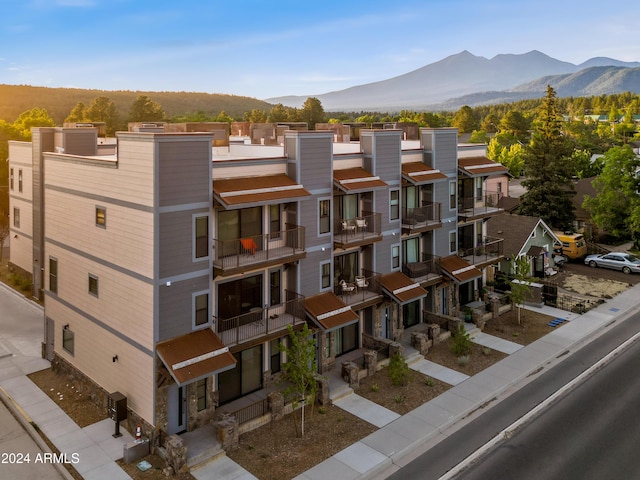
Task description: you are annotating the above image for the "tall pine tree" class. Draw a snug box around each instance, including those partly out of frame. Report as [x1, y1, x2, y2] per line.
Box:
[519, 86, 576, 231]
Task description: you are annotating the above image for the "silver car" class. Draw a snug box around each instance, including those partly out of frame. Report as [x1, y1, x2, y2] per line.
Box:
[584, 252, 640, 274]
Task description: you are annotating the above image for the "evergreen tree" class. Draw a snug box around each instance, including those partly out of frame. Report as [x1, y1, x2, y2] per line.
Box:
[128, 95, 165, 123]
[86, 96, 121, 135]
[519, 86, 576, 230]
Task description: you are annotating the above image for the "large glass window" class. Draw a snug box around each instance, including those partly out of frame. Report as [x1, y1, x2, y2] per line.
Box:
[403, 237, 420, 264]
[334, 323, 358, 356]
[270, 338, 282, 374]
[217, 274, 263, 320]
[335, 194, 358, 220]
[218, 344, 263, 405]
[269, 269, 281, 306]
[321, 262, 331, 289]
[392, 245, 400, 269]
[403, 300, 420, 328]
[218, 207, 262, 255]
[269, 204, 280, 239]
[334, 251, 359, 285]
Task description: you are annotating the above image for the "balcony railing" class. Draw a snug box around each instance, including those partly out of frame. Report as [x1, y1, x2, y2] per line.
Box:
[458, 236, 504, 266]
[403, 253, 442, 282]
[333, 270, 382, 307]
[402, 202, 442, 231]
[213, 224, 305, 274]
[458, 191, 504, 220]
[215, 290, 305, 347]
[334, 212, 382, 248]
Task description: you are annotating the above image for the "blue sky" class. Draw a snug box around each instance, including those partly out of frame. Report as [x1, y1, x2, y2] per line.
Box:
[2, 0, 638, 100]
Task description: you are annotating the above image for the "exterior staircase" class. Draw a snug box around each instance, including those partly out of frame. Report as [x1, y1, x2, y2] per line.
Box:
[181, 425, 226, 469]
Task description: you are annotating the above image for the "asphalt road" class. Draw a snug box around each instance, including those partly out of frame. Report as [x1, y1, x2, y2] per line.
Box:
[454, 325, 640, 480]
[387, 306, 640, 480]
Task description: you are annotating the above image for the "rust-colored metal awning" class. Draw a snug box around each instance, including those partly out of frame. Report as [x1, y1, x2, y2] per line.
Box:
[334, 167, 388, 193]
[439, 255, 483, 284]
[458, 156, 509, 177]
[304, 292, 359, 332]
[402, 162, 448, 185]
[380, 271, 428, 305]
[214, 173, 310, 209]
[157, 329, 236, 386]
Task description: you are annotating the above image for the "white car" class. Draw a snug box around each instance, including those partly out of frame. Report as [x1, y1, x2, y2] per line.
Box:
[584, 252, 640, 274]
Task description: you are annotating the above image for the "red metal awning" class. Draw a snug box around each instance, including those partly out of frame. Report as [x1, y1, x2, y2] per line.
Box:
[214, 173, 310, 209]
[334, 167, 388, 193]
[402, 162, 448, 185]
[439, 255, 483, 284]
[304, 292, 359, 332]
[380, 271, 428, 305]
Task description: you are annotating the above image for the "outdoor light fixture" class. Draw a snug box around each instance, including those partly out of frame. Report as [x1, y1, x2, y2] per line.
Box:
[63, 324, 69, 330]
[112, 355, 118, 363]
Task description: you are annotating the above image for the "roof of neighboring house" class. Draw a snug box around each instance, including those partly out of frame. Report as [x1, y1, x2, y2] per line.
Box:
[458, 156, 509, 177]
[487, 213, 559, 257]
[334, 166, 388, 193]
[497, 196, 520, 213]
[572, 177, 597, 221]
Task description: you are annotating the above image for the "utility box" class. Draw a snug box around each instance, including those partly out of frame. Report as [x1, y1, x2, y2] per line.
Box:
[108, 392, 127, 437]
[123, 438, 150, 464]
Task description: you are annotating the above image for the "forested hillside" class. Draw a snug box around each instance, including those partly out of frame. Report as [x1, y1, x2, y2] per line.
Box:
[0, 85, 273, 124]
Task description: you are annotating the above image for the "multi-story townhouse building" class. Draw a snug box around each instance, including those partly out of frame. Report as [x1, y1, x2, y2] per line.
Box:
[7, 124, 507, 443]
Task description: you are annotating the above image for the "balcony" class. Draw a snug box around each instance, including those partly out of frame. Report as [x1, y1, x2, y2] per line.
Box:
[334, 270, 382, 309]
[215, 290, 305, 347]
[334, 212, 382, 249]
[213, 225, 305, 276]
[459, 236, 504, 267]
[402, 253, 442, 285]
[458, 191, 504, 221]
[402, 202, 442, 233]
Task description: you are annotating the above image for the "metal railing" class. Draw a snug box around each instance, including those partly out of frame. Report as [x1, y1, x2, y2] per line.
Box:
[402, 202, 441, 228]
[334, 212, 382, 246]
[458, 191, 503, 218]
[213, 224, 305, 271]
[458, 236, 504, 264]
[403, 253, 441, 279]
[233, 398, 270, 425]
[333, 270, 381, 303]
[215, 290, 305, 346]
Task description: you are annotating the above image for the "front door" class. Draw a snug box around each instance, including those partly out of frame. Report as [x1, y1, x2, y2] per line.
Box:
[167, 384, 187, 434]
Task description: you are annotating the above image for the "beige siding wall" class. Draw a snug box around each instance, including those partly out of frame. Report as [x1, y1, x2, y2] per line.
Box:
[48, 299, 154, 423]
[9, 142, 35, 273]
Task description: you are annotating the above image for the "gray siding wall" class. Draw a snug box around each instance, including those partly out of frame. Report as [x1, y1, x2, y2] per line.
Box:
[159, 208, 209, 278]
[159, 273, 210, 341]
[159, 138, 212, 207]
[56, 129, 98, 156]
[299, 249, 332, 298]
[375, 235, 396, 275]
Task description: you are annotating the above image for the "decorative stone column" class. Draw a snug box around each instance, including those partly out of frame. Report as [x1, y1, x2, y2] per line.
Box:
[315, 375, 330, 406]
[427, 323, 441, 344]
[165, 434, 188, 474]
[268, 392, 285, 421]
[215, 413, 239, 452]
[364, 350, 377, 376]
[341, 361, 359, 389]
[411, 332, 431, 356]
[389, 342, 404, 358]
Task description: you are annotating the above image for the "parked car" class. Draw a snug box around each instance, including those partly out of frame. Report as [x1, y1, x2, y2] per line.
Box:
[584, 252, 640, 274]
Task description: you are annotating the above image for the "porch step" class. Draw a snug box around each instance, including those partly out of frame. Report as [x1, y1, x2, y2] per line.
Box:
[463, 323, 481, 338]
[181, 425, 225, 469]
[328, 374, 354, 402]
[404, 345, 424, 366]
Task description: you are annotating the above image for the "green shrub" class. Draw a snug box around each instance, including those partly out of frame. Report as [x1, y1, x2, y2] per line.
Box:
[424, 377, 435, 387]
[450, 324, 473, 357]
[457, 355, 471, 366]
[370, 383, 379, 392]
[388, 353, 410, 386]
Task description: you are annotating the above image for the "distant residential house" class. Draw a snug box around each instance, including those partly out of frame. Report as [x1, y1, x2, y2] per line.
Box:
[571, 177, 601, 240]
[487, 213, 560, 279]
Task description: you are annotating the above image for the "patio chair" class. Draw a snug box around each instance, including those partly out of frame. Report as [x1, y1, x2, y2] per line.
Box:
[355, 276, 369, 289]
[341, 220, 356, 235]
[240, 237, 258, 256]
[340, 279, 356, 296]
[355, 217, 368, 232]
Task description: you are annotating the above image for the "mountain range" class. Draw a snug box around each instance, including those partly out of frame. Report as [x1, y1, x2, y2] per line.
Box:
[265, 51, 640, 111]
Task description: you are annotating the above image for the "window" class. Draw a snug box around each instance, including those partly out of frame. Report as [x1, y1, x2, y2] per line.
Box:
[95, 207, 106, 227]
[269, 204, 280, 239]
[319, 199, 330, 234]
[475, 177, 483, 200]
[449, 231, 457, 254]
[13, 208, 19, 228]
[497, 182, 502, 194]
[18, 169, 23, 193]
[321, 262, 331, 289]
[196, 378, 207, 411]
[392, 244, 400, 269]
[194, 292, 209, 327]
[449, 181, 457, 210]
[269, 269, 281, 306]
[390, 190, 400, 220]
[270, 338, 282, 374]
[9, 168, 13, 191]
[62, 327, 74, 355]
[194, 215, 209, 259]
[88, 274, 99, 297]
[49, 257, 58, 294]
